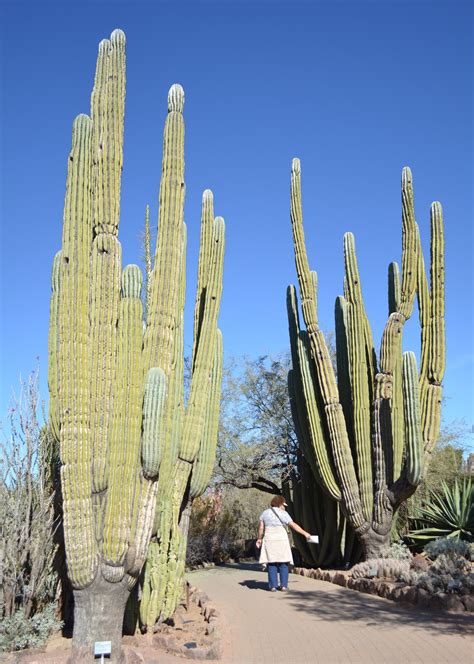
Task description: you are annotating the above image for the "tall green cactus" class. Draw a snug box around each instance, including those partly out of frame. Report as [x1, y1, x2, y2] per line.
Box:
[288, 159, 445, 559]
[140, 188, 225, 628]
[48, 31, 225, 659]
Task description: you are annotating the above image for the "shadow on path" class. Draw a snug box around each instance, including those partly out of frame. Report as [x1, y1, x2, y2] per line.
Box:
[216, 563, 473, 639]
[284, 586, 473, 638]
[238, 579, 269, 591]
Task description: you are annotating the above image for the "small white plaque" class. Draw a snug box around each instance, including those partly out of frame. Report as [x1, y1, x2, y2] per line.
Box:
[94, 641, 112, 656]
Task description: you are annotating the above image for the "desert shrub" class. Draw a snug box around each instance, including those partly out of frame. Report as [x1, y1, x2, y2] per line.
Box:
[396, 537, 474, 595]
[0, 370, 61, 650]
[379, 541, 413, 561]
[0, 604, 62, 652]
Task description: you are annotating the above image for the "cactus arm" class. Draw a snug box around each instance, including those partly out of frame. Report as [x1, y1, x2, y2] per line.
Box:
[343, 233, 373, 521]
[402, 352, 423, 486]
[89, 33, 125, 495]
[334, 296, 353, 445]
[58, 114, 97, 589]
[91, 30, 126, 237]
[428, 203, 445, 384]
[289, 159, 365, 533]
[287, 288, 341, 500]
[89, 234, 122, 495]
[388, 352, 424, 507]
[192, 190, 214, 365]
[144, 205, 152, 317]
[180, 216, 225, 464]
[399, 167, 417, 319]
[102, 265, 145, 578]
[141, 367, 167, 480]
[422, 202, 445, 461]
[143, 84, 186, 377]
[48, 251, 61, 442]
[190, 329, 223, 499]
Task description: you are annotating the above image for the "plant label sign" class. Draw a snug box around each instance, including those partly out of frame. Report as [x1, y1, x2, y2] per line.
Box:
[94, 641, 112, 660]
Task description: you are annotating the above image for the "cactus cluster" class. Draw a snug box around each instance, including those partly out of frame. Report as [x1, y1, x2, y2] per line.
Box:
[287, 159, 445, 561]
[350, 558, 411, 579]
[48, 30, 224, 654]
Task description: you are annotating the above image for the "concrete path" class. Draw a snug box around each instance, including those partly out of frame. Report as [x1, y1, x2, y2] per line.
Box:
[189, 562, 473, 664]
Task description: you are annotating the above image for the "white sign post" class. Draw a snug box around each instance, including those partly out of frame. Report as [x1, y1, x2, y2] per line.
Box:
[94, 640, 112, 663]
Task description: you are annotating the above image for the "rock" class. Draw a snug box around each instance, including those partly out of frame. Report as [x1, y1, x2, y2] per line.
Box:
[434, 593, 465, 613]
[196, 592, 210, 607]
[416, 588, 432, 609]
[204, 605, 219, 621]
[347, 577, 360, 590]
[333, 572, 348, 588]
[123, 647, 144, 664]
[152, 634, 179, 651]
[389, 583, 405, 602]
[461, 595, 474, 612]
[378, 581, 396, 599]
[399, 585, 417, 604]
[411, 554, 429, 572]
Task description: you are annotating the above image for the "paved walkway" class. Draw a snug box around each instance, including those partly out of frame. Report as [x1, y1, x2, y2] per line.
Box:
[189, 562, 473, 664]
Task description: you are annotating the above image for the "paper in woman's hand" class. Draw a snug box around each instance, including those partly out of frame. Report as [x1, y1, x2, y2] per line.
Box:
[307, 535, 319, 544]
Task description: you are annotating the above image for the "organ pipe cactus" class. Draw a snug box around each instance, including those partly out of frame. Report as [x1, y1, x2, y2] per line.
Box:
[288, 159, 445, 559]
[48, 30, 225, 659]
[140, 189, 225, 628]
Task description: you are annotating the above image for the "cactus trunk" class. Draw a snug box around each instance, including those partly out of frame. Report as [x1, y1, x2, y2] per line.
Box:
[72, 578, 130, 662]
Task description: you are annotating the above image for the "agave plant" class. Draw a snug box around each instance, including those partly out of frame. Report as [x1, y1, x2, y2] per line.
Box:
[408, 476, 473, 543]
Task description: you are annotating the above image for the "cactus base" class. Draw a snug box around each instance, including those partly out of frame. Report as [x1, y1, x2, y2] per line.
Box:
[360, 529, 392, 560]
[72, 575, 130, 663]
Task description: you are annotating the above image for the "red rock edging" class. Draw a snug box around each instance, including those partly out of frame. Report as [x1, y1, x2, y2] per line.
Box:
[292, 567, 473, 613]
[152, 581, 222, 660]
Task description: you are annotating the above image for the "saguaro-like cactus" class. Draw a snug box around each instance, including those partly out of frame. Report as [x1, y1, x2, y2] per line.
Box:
[288, 159, 445, 559]
[140, 188, 225, 628]
[48, 31, 225, 659]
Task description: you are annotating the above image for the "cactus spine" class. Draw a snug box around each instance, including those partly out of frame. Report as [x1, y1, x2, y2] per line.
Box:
[288, 159, 445, 560]
[48, 31, 225, 657]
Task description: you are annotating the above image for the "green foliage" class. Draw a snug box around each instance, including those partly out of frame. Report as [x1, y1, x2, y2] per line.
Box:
[408, 477, 473, 543]
[186, 488, 268, 565]
[0, 604, 63, 653]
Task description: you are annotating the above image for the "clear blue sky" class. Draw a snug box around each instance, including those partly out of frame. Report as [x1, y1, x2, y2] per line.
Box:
[1, 1, 472, 433]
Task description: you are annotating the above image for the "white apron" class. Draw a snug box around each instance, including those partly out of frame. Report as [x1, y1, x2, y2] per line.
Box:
[259, 526, 294, 564]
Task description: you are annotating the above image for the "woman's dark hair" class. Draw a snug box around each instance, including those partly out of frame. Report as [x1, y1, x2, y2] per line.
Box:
[270, 495, 285, 508]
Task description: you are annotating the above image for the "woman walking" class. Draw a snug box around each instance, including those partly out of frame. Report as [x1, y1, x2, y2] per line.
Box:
[256, 495, 313, 591]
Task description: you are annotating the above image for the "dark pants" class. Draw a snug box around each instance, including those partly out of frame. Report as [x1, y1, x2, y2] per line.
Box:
[267, 562, 289, 589]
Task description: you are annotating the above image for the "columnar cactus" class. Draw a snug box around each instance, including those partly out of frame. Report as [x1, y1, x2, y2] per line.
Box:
[48, 30, 225, 659]
[140, 189, 225, 628]
[288, 159, 445, 559]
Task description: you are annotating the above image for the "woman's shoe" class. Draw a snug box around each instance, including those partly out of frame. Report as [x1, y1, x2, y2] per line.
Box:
[269, 587, 277, 592]
[280, 587, 288, 591]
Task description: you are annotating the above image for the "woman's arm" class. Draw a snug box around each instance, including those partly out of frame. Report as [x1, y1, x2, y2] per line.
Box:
[289, 521, 311, 540]
[256, 519, 264, 548]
